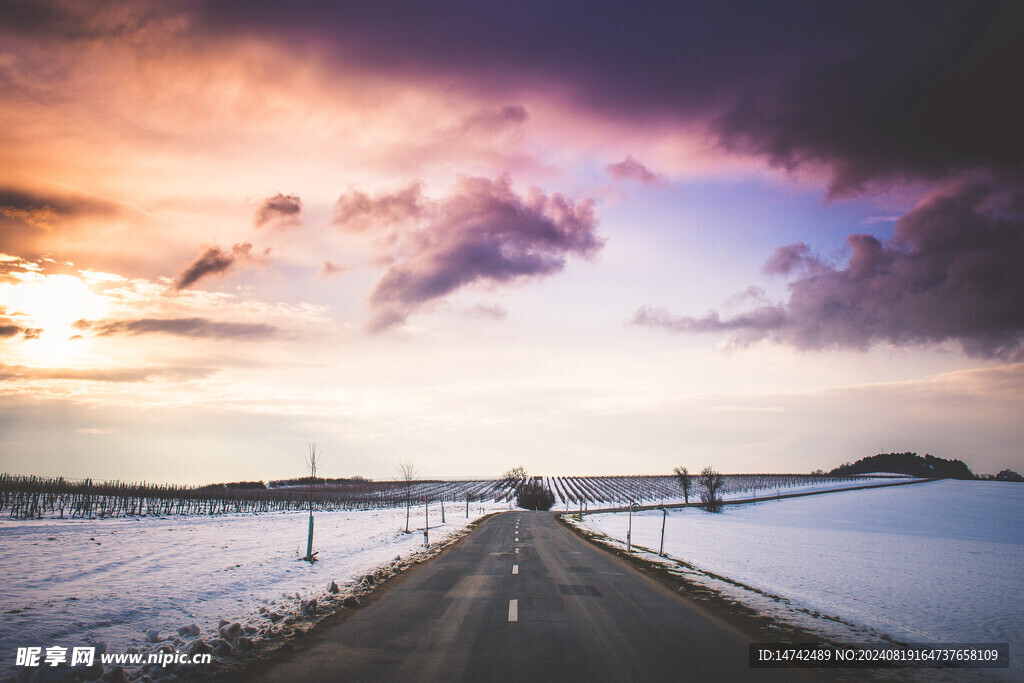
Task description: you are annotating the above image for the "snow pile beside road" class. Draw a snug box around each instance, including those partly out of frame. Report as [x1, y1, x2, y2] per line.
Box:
[572, 480, 1023, 680]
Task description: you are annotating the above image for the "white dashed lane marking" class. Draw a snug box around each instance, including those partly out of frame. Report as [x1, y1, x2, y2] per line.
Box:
[512, 565, 519, 575]
[508, 599, 518, 622]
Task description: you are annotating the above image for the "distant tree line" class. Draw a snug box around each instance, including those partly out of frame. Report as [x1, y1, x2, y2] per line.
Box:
[267, 475, 370, 488]
[993, 469, 1023, 482]
[829, 452, 974, 479]
[196, 480, 268, 491]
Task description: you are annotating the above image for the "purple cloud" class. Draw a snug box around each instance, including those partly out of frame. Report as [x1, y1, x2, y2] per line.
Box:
[173, 243, 262, 290]
[463, 304, 507, 321]
[458, 104, 529, 135]
[333, 183, 425, 233]
[634, 182, 1024, 360]
[762, 243, 820, 276]
[319, 260, 349, 277]
[333, 176, 602, 330]
[255, 193, 302, 228]
[606, 156, 663, 186]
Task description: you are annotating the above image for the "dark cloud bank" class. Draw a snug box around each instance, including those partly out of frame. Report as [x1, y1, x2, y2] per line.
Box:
[333, 176, 601, 330]
[14, 2, 1021, 192]
[190, 0, 1023, 192]
[635, 183, 1024, 360]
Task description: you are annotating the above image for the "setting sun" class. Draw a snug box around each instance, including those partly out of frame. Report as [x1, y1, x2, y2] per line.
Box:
[0, 265, 109, 365]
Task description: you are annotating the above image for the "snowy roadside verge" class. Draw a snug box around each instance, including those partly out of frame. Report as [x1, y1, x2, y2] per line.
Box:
[0, 503, 511, 682]
[563, 480, 1023, 681]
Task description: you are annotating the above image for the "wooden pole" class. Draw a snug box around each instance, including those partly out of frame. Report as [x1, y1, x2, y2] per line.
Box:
[627, 500, 633, 554]
[306, 512, 314, 561]
[659, 506, 666, 556]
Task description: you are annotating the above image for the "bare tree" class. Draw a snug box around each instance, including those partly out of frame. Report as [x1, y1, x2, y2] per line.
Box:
[673, 466, 692, 504]
[501, 466, 529, 496]
[304, 443, 321, 562]
[699, 466, 724, 512]
[397, 459, 419, 533]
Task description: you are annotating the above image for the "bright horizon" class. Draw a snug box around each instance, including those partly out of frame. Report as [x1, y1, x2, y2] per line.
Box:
[2, 1, 1022, 485]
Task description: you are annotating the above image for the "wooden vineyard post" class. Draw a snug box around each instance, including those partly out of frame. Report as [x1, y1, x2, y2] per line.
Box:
[306, 513, 315, 562]
[304, 443, 320, 563]
[627, 499, 633, 554]
[659, 505, 667, 556]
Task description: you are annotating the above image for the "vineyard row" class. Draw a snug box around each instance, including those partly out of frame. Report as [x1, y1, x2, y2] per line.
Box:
[1, 472, 880, 519]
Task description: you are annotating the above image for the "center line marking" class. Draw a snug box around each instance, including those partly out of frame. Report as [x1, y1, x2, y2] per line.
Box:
[508, 599, 518, 622]
[512, 564, 519, 575]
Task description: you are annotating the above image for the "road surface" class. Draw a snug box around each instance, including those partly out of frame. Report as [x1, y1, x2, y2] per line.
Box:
[242, 511, 810, 681]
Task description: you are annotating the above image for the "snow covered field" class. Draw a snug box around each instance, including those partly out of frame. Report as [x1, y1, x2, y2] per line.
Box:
[0, 501, 510, 680]
[572, 480, 1024, 679]
[542, 474, 916, 510]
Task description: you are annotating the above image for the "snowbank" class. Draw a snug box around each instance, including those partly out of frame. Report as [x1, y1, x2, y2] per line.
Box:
[0, 501, 510, 680]
[571, 480, 1023, 680]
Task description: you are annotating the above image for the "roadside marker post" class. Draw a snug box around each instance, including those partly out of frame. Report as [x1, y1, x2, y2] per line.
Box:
[627, 499, 633, 554]
[659, 505, 667, 556]
[423, 498, 429, 547]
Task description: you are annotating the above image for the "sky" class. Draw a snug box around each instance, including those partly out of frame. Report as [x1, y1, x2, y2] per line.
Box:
[1, 0, 1022, 483]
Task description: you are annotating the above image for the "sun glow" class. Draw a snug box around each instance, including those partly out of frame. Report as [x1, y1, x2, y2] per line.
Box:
[1, 270, 110, 366]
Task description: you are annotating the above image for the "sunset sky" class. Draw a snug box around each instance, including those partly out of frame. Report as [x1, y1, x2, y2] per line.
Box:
[1, 0, 1022, 483]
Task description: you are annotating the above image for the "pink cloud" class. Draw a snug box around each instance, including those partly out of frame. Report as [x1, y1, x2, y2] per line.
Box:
[332, 176, 602, 330]
[606, 155, 663, 186]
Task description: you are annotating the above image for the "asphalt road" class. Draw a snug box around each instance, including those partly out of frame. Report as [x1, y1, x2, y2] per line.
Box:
[245, 511, 810, 682]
